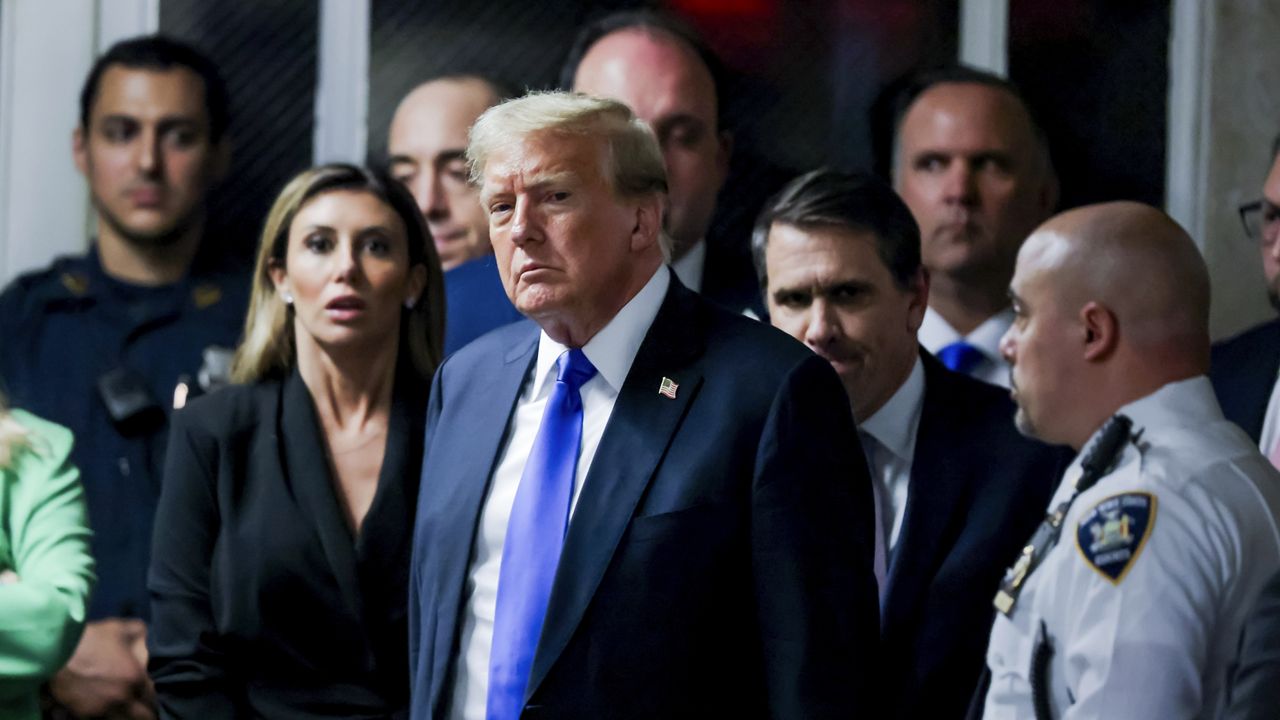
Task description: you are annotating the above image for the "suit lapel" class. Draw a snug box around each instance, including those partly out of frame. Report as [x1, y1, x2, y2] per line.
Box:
[881, 353, 971, 633]
[525, 279, 705, 700]
[428, 327, 539, 715]
[279, 369, 363, 621]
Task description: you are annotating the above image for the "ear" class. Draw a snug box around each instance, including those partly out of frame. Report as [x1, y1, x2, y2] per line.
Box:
[1080, 300, 1117, 362]
[73, 127, 88, 177]
[628, 194, 664, 253]
[906, 265, 931, 332]
[267, 257, 288, 297]
[405, 263, 428, 307]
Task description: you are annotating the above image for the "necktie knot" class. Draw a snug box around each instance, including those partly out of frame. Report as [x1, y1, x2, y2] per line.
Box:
[556, 348, 597, 390]
[937, 340, 986, 375]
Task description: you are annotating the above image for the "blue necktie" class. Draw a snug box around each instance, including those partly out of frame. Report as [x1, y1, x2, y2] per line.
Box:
[487, 348, 597, 720]
[937, 340, 986, 375]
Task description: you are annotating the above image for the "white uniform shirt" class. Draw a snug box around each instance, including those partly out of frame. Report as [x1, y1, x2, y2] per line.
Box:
[447, 268, 669, 720]
[919, 306, 1012, 388]
[982, 377, 1280, 719]
[858, 356, 925, 549]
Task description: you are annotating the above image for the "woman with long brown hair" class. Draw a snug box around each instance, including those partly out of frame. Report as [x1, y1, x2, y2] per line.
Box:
[148, 163, 444, 718]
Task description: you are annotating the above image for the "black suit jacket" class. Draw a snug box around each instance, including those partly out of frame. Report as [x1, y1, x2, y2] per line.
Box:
[409, 276, 880, 719]
[148, 368, 425, 719]
[1211, 318, 1280, 443]
[881, 353, 1068, 719]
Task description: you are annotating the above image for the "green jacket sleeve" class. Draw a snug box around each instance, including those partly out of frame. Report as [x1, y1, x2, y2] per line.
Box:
[0, 409, 95, 699]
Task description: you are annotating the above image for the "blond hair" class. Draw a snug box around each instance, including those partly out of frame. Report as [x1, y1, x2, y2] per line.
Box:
[466, 91, 673, 258]
[231, 164, 445, 383]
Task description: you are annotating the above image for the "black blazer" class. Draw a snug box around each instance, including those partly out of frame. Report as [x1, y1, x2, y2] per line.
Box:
[881, 353, 1069, 719]
[1211, 318, 1280, 443]
[409, 275, 881, 719]
[148, 368, 425, 719]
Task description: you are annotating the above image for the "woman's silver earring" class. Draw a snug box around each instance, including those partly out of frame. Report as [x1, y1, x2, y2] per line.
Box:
[282, 292, 294, 305]
[404, 298, 416, 310]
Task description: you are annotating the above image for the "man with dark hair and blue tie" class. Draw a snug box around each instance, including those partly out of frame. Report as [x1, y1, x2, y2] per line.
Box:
[407, 92, 880, 720]
[892, 66, 1058, 387]
[754, 168, 1065, 719]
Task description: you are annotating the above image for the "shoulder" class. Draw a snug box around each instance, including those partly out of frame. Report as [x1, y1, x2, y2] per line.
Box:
[5, 408, 73, 468]
[171, 380, 279, 441]
[1212, 319, 1280, 372]
[697, 299, 816, 376]
[0, 254, 91, 315]
[439, 319, 537, 375]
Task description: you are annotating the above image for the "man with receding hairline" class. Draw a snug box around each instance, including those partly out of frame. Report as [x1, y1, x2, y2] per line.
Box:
[565, 9, 763, 313]
[977, 202, 1280, 719]
[388, 75, 522, 353]
[893, 67, 1058, 388]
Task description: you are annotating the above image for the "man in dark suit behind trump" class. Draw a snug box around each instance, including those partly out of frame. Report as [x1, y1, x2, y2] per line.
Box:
[407, 91, 880, 720]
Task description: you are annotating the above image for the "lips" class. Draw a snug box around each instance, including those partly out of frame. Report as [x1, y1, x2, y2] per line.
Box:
[129, 187, 164, 207]
[326, 295, 366, 311]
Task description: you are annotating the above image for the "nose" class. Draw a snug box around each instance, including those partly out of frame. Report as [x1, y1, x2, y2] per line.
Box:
[333, 240, 360, 282]
[420, 170, 448, 221]
[802, 299, 840, 350]
[508, 198, 540, 247]
[138, 127, 160, 177]
[999, 325, 1017, 364]
[942, 161, 977, 206]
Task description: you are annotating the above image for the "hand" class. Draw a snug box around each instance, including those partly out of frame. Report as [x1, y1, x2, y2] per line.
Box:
[49, 618, 156, 719]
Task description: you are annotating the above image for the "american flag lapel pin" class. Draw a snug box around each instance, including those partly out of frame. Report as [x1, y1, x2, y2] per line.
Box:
[658, 376, 679, 399]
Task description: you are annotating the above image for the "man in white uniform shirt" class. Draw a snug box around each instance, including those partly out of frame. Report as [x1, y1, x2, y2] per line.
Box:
[980, 201, 1280, 719]
[754, 169, 1065, 719]
[892, 66, 1058, 388]
[407, 92, 879, 720]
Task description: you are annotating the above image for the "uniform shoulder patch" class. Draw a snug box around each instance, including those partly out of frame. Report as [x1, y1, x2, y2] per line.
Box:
[1075, 492, 1156, 584]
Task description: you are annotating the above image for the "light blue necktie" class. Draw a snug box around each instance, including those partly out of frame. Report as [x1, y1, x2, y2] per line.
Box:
[486, 348, 597, 720]
[937, 340, 986, 375]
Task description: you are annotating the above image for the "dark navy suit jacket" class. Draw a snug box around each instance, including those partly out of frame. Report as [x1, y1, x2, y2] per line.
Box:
[409, 275, 880, 719]
[881, 353, 1068, 719]
[1211, 318, 1280, 443]
[443, 255, 523, 356]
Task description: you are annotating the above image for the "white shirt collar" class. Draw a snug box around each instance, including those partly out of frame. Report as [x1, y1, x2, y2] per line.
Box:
[669, 239, 706, 292]
[919, 306, 1014, 361]
[859, 355, 926, 463]
[531, 267, 671, 398]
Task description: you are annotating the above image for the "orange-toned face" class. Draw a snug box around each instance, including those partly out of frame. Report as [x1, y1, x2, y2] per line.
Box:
[479, 130, 654, 330]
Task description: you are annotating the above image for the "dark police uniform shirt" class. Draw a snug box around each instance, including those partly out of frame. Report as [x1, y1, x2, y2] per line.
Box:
[0, 245, 249, 621]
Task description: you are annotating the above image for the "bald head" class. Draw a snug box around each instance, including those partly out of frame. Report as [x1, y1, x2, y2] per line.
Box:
[388, 76, 503, 270]
[1025, 201, 1209, 351]
[1002, 201, 1210, 448]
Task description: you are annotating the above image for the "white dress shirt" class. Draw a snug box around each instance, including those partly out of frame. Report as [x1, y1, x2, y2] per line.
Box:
[858, 357, 925, 550]
[669, 239, 706, 292]
[447, 267, 670, 720]
[1257, 368, 1280, 459]
[919, 306, 1013, 388]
